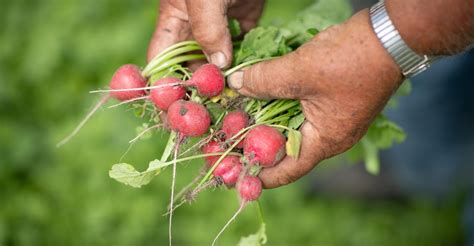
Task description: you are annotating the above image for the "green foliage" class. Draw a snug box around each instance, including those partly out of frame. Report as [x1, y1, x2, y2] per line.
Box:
[229, 18, 242, 38]
[109, 163, 158, 188]
[234, 26, 291, 65]
[347, 115, 407, 175]
[238, 223, 267, 246]
[283, 0, 352, 45]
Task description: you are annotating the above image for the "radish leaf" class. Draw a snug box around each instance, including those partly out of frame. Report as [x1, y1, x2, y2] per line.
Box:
[237, 223, 267, 246]
[286, 129, 302, 159]
[109, 163, 157, 188]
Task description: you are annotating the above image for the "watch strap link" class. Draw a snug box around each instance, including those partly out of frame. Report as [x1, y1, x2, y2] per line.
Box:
[370, 1, 433, 78]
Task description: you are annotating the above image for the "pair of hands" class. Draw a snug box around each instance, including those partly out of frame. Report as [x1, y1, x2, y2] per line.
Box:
[147, 0, 402, 189]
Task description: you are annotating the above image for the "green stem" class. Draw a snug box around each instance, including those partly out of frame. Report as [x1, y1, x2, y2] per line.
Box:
[268, 124, 293, 132]
[256, 201, 265, 225]
[143, 45, 202, 77]
[148, 54, 206, 76]
[171, 65, 192, 80]
[161, 131, 177, 162]
[162, 152, 241, 167]
[145, 41, 199, 73]
[256, 100, 299, 123]
[224, 57, 276, 77]
[253, 100, 281, 122]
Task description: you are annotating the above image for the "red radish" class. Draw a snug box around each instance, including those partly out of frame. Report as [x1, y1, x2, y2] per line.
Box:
[221, 164, 243, 186]
[92, 63, 224, 99]
[57, 64, 148, 147]
[109, 64, 147, 101]
[187, 64, 224, 97]
[212, 175, 262, 246]
[237, 176, 262, 201]
[150, 77, 186, 111]
[243, 125, 286, 167]
[202, 140, 225, 167]
[212, 155, 240, 178]
[167, 100, 211, 137]
[221, 110, 250, 148]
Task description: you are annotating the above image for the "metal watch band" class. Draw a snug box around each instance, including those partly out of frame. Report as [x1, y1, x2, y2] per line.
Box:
[370, 1, 433, 78]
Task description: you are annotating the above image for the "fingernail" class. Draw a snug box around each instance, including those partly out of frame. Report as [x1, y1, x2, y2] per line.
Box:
[210, 52, 227, 68]
[228, 71, 244, 90]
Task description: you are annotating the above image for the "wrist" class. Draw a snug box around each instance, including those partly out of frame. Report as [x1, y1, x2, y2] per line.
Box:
[386, 0, 474, 56]
[349, 9, 402, 87]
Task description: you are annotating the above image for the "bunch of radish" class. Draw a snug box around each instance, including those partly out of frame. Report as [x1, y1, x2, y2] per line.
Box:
[58, 40, 304, 245]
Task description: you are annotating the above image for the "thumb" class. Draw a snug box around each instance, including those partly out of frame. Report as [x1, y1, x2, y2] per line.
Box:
[185, 0, 233, 69]
[227, 51, 307, 99]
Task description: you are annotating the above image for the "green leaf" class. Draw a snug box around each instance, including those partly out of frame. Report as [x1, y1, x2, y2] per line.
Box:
[109, 163, 157, 188]
[160, 131, 177, 162]
[288, 113, 305, 130]
[205, 102, 226, 123]
[234, 26, 290, 65]
[361, 139, 379, 175]
[366, 115, 406, 149]
[344, 114, 406, 175]
[388, 79, 412, 108]
[237, 223, 267, 246]
[286, 129, 302, 159]
[283, 0, 352, 45]
[228, 18, 241, 38]
[306, 28, 319, 36]
[396, 79, 412, 97]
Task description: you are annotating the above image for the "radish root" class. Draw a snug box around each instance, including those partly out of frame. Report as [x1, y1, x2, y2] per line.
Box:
[56, 95, 110, 148]
[212, 202, 246, 246]
[168, 134, 181, 246]
[107, 96, 149, 109]
[89, 82, 184, 94]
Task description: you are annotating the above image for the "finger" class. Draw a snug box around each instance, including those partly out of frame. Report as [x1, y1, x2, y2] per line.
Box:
[185, 0, 233, 68]
[258, 121, 325, 189]
[228, 0, 265, 33]
[227, 51, 310, 100]
[147, 1, 191, 62]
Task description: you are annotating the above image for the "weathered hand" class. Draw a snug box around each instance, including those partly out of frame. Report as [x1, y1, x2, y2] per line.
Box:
[147, 0, 265, 67]
[228, 10, 403, 188]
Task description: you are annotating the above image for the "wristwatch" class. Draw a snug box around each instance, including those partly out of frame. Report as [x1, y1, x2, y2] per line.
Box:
[370, 0, 436, 78]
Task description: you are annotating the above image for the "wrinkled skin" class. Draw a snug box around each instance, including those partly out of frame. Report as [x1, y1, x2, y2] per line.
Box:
[230, 11, 402, 188]
[148, 2, 402, 188]
[147, 0, 265, 67]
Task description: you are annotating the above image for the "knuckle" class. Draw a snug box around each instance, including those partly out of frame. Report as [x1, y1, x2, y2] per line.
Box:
[194, 26, 226, 48]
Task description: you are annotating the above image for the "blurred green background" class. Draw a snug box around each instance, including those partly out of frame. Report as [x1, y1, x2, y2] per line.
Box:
[0, 0, 464, 245]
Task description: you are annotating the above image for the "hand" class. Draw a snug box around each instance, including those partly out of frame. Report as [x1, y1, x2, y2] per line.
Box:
[228, 10, 403, 189]
[147, 0, 265, 68]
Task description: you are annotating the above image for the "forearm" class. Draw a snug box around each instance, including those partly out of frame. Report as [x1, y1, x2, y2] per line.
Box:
[386, 0, 474, 56]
